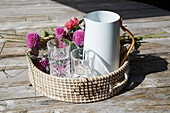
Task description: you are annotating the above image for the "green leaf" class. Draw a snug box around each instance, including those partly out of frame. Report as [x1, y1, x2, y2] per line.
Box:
[133, 33, 139, 36]
[79, 19, 84, 25]
[149, 36, 167, 38]
[43, 31, 49, 37]
[136, 36, 143, 40]
[40, 36, 43, 39]
[73, 26, 81, 32]
[134, 43, 141, 50]
[73, 26, 78, 29]
[141, 32, 167, 38]
[70, 40, 74, 50]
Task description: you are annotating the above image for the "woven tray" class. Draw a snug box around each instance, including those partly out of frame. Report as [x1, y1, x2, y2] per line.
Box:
[26, 53, 129, 103]
[26, 19, 135, 103]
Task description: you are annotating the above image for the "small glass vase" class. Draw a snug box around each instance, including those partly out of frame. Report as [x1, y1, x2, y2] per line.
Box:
[47, 38, 70, 78]
[71, 48, 95, 78]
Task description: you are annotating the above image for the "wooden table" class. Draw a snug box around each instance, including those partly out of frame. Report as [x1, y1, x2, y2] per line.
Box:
[0, 0, 170, 112]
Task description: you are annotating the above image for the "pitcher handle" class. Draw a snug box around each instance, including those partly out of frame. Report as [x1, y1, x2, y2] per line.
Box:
[120, 18, 135, 67]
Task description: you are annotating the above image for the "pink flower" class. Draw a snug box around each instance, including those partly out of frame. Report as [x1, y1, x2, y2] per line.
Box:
[26, 33, 40, 49]
[65, 19, 74, 30]
[55, 27, 66, 38]
[34, 56, 49, 72]
[57, 36, 66, 48]
[65, 17, 79, 30]
[71, 17, 79, 26]
[73, 30, 85, 46]
[55, 27, 67, 48]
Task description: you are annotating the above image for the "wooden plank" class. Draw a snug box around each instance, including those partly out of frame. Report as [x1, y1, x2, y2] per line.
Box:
[0, 69, 43, 101]
[0, 0, 170, 35]
[0, 47, 27, 59]
[1, 15, 170, 36]
[0, 56, 27, 71]
[0, 86, 169, 112]
[0, 40, 27, 57]
[122, 18, 170, 36]
[124, 15, 170, 23]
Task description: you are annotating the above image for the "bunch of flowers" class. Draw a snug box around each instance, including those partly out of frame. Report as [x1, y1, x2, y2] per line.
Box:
[26, 17, 85, 73]
[58, 17, 85, 48]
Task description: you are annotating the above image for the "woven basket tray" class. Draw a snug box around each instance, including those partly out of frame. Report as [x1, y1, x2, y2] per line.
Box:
[26, 19, 135, 103]
[26, 53, 129, 103]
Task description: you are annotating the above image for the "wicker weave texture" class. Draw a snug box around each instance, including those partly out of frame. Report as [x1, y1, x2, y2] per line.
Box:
[27, 53, 129, 103]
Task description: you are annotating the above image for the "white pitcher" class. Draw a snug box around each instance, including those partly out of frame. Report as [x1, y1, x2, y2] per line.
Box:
[83, 11, 135, 75]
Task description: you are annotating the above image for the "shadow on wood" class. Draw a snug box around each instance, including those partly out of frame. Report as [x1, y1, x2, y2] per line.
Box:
[132, 0, 170, 11]
[50, 0, 170, 19]
[121, 52, 168, 93]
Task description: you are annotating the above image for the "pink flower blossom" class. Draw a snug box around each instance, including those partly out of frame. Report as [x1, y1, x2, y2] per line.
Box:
[65, 19, 74, 30]
[55, 27, 66, 38]
[57, 35, 66, 48]
[65, 17, 79, 30]
[73, 30, 85, 46]
[55, 27, 67, 48]
[34, 56, 49, 72]
[26, 33, 40, 49]
[71, 17, 79, 26]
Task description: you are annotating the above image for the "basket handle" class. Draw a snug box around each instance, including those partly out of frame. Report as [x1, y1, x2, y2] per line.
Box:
[120, 18, 135, 67]
[112, 73, 128, 91]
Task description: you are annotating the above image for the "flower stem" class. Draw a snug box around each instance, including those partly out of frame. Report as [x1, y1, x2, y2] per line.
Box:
[0, 41, 6, 55]
[0, 33, 25, 37]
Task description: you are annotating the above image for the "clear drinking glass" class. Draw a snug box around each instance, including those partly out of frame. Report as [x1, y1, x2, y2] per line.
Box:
[71, 48, 95, 78]
[47, 38, 70, 78]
